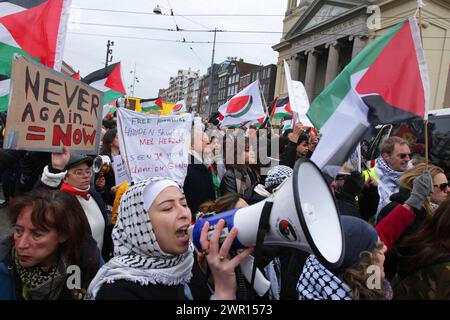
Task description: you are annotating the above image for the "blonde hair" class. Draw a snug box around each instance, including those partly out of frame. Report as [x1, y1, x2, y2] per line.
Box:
[339, 242, 387, 300]
[399, 163, 444, 216]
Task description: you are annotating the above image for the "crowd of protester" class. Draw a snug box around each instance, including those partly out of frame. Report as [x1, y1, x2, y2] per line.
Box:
[0, 112, 449, 300]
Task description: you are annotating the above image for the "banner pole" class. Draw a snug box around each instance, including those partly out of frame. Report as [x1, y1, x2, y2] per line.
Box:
[418, 6, 429, 166]
[259, 80, 274, 136]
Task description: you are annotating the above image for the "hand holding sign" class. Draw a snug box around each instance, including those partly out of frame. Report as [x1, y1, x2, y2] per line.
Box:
[51, 145, 70, 170]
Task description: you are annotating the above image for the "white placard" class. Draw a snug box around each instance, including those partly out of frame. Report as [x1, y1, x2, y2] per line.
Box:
[112, 154, 131, 186]
[117, 108, 193, 184]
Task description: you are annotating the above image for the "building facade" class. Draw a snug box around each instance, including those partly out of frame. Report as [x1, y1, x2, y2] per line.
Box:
[249, 64, 277, 106]
[159, 60, 277, 118]
[159, 68, 200, 103]
[273, 0, 450, 109]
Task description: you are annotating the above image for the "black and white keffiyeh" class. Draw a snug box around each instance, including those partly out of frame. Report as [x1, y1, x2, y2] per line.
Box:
[264, 165, 293, 190]
[297, 255, 352, 300]
[375, 156, 411, 218]
[86, 177, 194, 299]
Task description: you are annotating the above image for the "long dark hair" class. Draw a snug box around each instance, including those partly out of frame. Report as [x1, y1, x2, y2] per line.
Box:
[8, 189, 89, 264]
[397, 196, 450, 274]
[199, 193, 242, 214]
[100, 128, 117, 156]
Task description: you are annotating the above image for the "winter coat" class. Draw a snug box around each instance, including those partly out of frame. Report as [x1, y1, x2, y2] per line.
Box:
[376, 188, 428, 280]
[220, 167, 259, 197]
[183, 155, 216, 216]
[95, 280, 186, 300]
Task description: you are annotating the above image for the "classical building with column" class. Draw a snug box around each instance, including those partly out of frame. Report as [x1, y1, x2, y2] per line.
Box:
[273, 0, 450, 110]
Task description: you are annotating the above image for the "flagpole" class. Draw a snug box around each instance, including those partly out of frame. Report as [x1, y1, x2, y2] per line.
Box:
[418, 2, 429, 166]
[259, 80, 274, 136]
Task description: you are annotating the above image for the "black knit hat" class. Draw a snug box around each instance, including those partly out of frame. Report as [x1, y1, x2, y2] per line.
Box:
[332, 216, 378, 275]
[65, 153, 93, 171]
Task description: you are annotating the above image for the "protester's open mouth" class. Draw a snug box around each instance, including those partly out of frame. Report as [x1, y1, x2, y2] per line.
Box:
[176, 226, 189, 235]
[175, 226, 190, 242]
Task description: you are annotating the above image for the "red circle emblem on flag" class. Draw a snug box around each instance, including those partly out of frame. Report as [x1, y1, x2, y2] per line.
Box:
[226, 96, 253, 118]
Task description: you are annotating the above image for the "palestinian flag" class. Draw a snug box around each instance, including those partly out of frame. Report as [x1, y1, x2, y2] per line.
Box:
[280, 119, 294, 132]
[0, 0, 71, 112]
[0, 74, 9, 111]
[102, 101, 117, 119]
[71, 71, 80, 80]
[218, 80, 265, 127]
[82, 62, 126, 104]
[270, 97, 293, 120]
[249, 114, 267, 129]
[141, 97, 163, 113]
[309, 17, 429, 171]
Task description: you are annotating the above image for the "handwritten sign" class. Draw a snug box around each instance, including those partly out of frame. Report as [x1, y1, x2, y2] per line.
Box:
[117, 107, 192, 184]
[3, 55, 103, 153]
[112, 154, 131, 186]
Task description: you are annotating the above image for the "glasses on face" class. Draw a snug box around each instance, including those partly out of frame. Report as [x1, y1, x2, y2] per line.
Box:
[434, 183, 450, 192]
[72, 169, 93, 177]
[399, 153, 412, 160]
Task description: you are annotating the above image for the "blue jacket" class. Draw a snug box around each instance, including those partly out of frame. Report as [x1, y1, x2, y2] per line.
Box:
[0, 236, 17, 299]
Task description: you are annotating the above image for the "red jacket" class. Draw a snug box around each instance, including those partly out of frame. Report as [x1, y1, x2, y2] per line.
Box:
[375, 204, 415, 253]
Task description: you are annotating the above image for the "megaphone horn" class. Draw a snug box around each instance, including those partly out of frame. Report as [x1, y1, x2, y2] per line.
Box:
[93, 155, 112, 174]
[189, 158, 345, 270]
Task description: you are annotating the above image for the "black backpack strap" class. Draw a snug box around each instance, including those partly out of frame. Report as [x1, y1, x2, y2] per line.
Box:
[250, 201, 273, 289]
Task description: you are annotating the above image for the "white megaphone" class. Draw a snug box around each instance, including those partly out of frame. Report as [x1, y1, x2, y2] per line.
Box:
[189, 158, 345, 272]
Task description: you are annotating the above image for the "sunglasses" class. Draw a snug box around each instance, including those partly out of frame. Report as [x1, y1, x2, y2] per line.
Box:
[434, 183, 450, 191]
[399, 153, 412, 159]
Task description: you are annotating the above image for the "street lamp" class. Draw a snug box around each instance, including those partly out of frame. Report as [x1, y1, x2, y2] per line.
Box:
[153, 5, 162, 15]
[129, 63, 139, 96]
[153, 4, 218, 117]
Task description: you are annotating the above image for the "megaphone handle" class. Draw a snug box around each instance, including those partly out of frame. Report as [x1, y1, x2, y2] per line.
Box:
[239, 255, 271, 297]
[250, 201, 274, 288]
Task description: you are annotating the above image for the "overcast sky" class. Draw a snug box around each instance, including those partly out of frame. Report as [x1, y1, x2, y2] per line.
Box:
[64, 0, 286, 98]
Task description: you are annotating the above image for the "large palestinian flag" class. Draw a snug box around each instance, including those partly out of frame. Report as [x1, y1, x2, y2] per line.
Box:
[218, 80, 265, 127]
[309, 17, 429, 171]
[82, 62, 126, 105]
[0, 0, 71, 112]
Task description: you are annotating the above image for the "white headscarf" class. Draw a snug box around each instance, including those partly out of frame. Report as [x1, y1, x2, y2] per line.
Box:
[86, 177, 194, 299]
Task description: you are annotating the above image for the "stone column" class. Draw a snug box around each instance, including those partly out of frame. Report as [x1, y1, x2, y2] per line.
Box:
[324, 41, 340, 87]
[290, 54, 300, 81]
[304, 49, 318, 99]
[351, 35, 368, 59]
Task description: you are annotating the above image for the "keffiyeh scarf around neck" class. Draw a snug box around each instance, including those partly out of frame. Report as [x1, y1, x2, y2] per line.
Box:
[297, 255, 352, 300]
[13, 249, 67, 300]
[375, 156, 410, 217]
[86, 177, 194, 299]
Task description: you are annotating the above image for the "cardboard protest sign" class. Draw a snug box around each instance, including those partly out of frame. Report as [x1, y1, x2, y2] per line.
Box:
[117, 107, 192, 184]
[3, 55, 104, 153]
